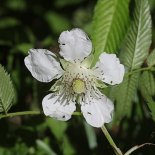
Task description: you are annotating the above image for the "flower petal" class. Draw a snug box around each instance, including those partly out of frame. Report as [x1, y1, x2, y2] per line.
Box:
[42, 93, 76, 121]
[59, 28, 92, 62]
[24, 49, 64, 82]
[94, 53, 125, 85]
[81, 95, 114, 128]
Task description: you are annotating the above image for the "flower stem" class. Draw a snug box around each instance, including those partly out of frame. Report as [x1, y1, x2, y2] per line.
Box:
[101, 125, 123, 155]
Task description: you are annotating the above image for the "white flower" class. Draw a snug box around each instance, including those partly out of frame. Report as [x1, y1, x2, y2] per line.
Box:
[24, 28, 125, 128]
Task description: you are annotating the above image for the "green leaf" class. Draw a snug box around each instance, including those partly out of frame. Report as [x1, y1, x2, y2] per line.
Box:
[92, 0, 129, 64]
[0, 64, 15, 113]
[46, 118, 68, 141]
[112, 73, 139, 120]
[147, 101, 155, 121]
[84, 122, 97, 149]
[139, 71, 155, 98]
[112, 0, 152, 121]
[147, 49, 155, 67]
[45, 12, 71, 34]
[62, 136, 75, 155]
[120, 0, 152, 70]
[36, 139, 57, 155]
[139, 71, 155, 121]
[16, 43, 33, 55]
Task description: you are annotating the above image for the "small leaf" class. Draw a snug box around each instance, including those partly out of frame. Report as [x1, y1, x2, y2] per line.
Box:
[147, 49, 155, 67]
[0, 64, 15, 113]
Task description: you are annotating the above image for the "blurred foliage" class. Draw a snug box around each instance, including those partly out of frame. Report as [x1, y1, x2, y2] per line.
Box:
[0, 0, 155, 155]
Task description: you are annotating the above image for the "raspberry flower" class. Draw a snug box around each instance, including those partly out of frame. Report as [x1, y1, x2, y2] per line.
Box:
[24, 28, 125, 127]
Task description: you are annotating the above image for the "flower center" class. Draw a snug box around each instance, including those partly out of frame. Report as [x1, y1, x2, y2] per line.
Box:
[72, 78, 85, 94]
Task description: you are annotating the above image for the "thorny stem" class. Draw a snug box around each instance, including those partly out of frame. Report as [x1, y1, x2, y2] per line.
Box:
[101, 125, 123, 155]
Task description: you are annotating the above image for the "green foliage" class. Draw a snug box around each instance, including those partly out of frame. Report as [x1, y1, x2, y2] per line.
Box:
[120, 0, 152, 70]
[147, 49, 155, 66]
[36, 139, 57, 155]
[16, 43, 33, 55]
[84, 122, 97, 149]
[113, 73, 139, 120]
[139, 71, 155, 120]
[0, 65, 15, 113]
[92, 0, 129, 64]
[46, 118, 68, 141]
[0, 17, 20, 29]
[113, 0, 152, 120]
[45, 12, 71, 34]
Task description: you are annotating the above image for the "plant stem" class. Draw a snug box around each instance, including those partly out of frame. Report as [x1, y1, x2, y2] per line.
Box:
[0, 111, 81, 119]
[101, 125, 123, 155]
[126, 66, 155, 76]
[124, 143, 155, 155]
[0, 111, 41, 119]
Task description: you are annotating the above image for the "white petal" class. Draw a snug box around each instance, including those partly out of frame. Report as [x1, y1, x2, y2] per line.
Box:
[81, 95, 114, 128]
[94, 53, 125, 85]
[58, 28, 92, 62]
[24, 49, 64, 82]
[42, 93, 76, 121]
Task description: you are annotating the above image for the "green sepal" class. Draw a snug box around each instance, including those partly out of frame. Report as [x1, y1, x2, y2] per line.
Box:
[95, 80, 107, 89]
[81, 54, 94, 68]
[59, 58, 70, 70]
[49, 79, 62, 92]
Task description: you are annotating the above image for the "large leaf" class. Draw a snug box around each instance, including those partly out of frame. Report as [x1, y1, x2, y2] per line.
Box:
[92, 0, 129, 64]
[113, 0, 152, 120]
[0, 64, 15, 113]
[120, 0, 152, 70]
